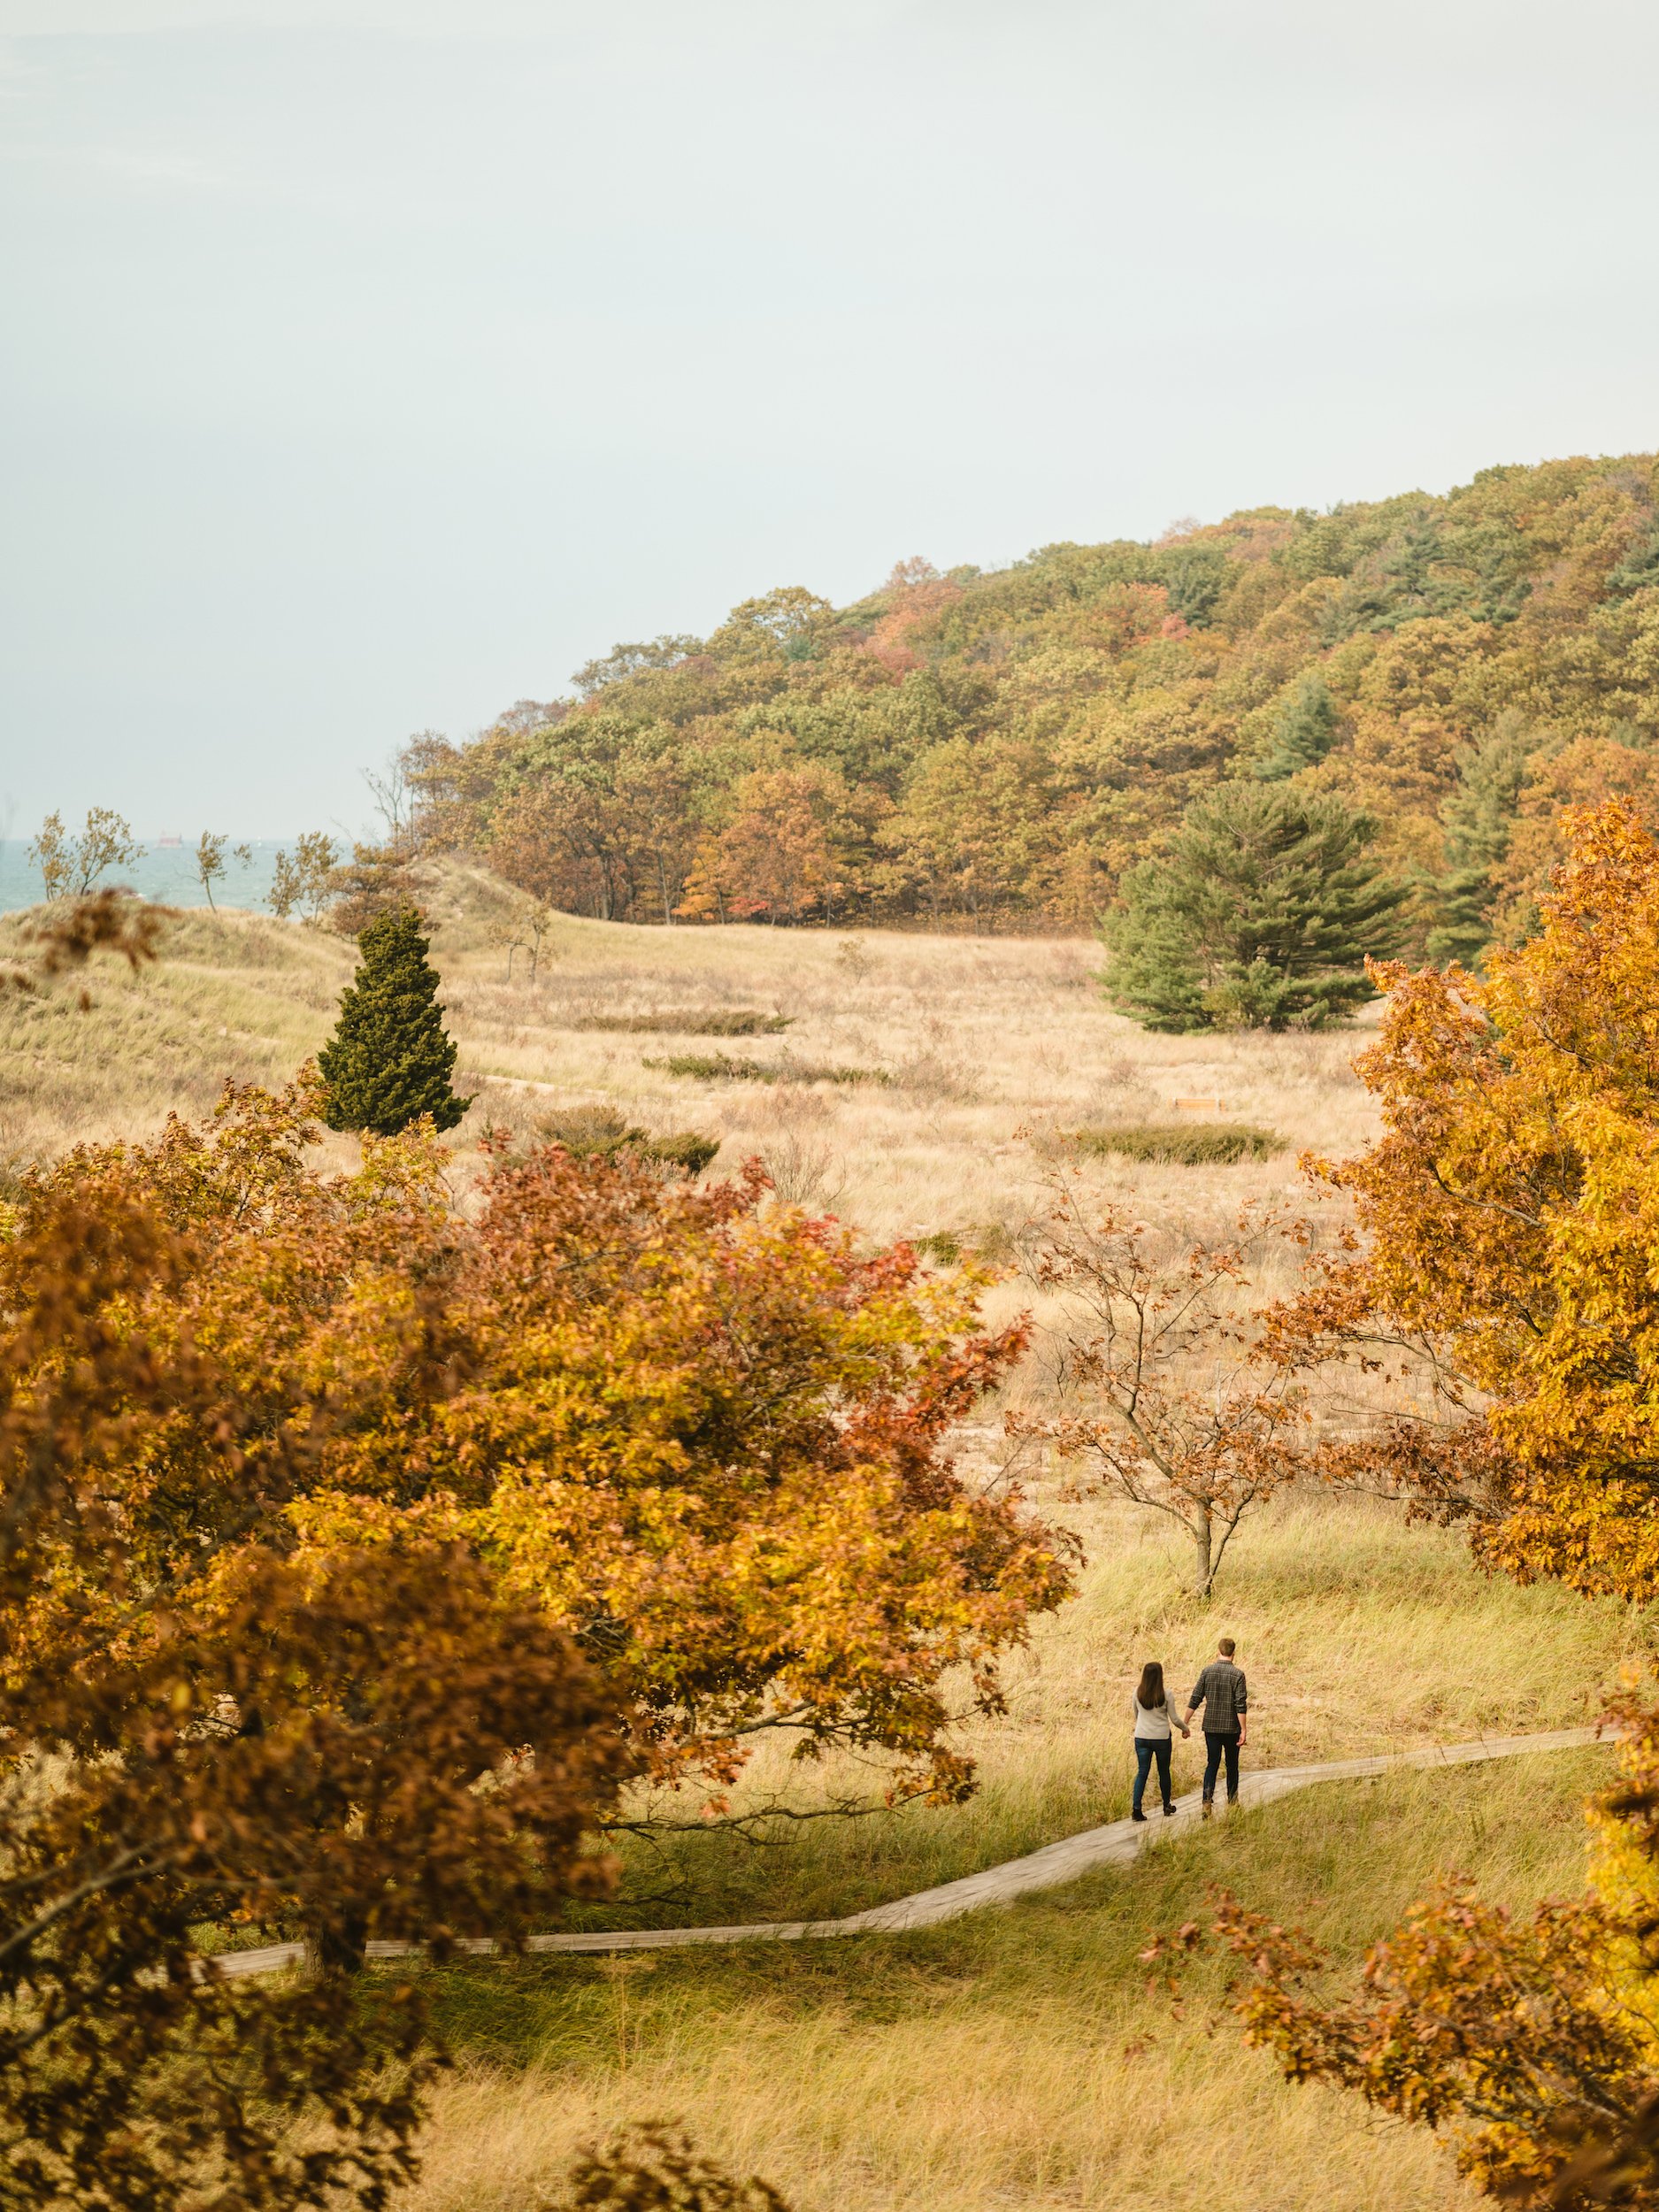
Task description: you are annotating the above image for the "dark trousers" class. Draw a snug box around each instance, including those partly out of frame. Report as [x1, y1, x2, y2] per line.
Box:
[1133, 1736, 1173, 1813]
[1202, 1731, 1240, 1801]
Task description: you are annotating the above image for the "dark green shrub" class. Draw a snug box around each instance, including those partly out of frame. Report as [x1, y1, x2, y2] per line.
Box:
[318, 902, 472, 1135]
[913, 1221, 1018, 1267]
[532, 1104, 634, 1156]
[570, 1010, 791, 1036]
[914, 1232, 961, 1266]
[1071, 1121, 1284, 1165]
[649, 1131, 721, 1174]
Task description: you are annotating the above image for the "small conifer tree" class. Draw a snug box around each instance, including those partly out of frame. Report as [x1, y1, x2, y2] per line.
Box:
[1254, 672, 1340, 780]
[1101, 784, 1407, 1032]
[318, 902, 472, 1134]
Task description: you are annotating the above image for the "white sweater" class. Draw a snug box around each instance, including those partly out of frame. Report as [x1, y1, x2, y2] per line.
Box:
[1133, 1696, 1173, 1740]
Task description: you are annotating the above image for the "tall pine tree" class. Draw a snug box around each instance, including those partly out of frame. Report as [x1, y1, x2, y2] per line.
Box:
[1102, 784, 1407, 1032]
[1424, 711, 1539, 967]
[319, 902, 472, 1134]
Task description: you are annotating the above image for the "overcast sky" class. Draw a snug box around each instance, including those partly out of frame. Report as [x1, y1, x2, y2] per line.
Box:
[3, 0, 1657, 839]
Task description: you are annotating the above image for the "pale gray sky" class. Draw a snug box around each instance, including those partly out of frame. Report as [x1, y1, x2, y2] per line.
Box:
[3, 0, 1657, 838]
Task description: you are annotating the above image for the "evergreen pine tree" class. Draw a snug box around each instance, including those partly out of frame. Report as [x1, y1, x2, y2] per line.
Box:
[1101, 784, 1407, 1032]
[1424, 712, 1538, 967]
[318, 902, 472, 1134]
[1254, 671, 1341, 780]
[1608, 523, 1659, 598]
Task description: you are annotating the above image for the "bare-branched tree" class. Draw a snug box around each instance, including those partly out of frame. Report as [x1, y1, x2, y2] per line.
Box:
[1015, 1172, 1313, 1594]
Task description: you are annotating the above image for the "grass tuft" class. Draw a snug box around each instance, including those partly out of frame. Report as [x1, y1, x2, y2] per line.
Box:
[1071, 1120, 1284, 1165]
[568, 1010, 792, 1036]
[643, 1052, 891, 1087]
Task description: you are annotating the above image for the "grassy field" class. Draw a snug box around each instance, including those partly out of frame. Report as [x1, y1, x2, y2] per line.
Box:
[410, 1748, 1615, 2212]
[0, 870, 1370, 1260]
[1, 883, 1648, 2208]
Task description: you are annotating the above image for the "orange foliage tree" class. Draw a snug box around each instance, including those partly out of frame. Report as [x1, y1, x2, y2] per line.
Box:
[678, 765, 848, 926]
[22, 1071, 1071, 1806]
[1, 1165, 632, 2208]
[3, 1072, 1069, 2199]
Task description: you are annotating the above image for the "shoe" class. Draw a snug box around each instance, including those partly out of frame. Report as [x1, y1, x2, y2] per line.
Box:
[1227, 1792, 1240, 1806]
[1201, 1799, 1214, 1820]
[1162, 1801, 1176, 1816]
[1131, 1807, 1148, 1823]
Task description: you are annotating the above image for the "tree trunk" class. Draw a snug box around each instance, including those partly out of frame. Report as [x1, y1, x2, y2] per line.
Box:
[1193, 1502, 1213, 1597]
[312, 1909, 370, 1975]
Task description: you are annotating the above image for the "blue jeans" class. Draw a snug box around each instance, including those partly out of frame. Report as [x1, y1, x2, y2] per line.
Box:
[1133, 1736, 1172, 1813]
[1202, 1731, 1240, 1801]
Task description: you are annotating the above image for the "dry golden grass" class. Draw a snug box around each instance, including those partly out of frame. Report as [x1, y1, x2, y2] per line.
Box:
[2, 879, 1645, 2210]
[0, 904, 355, 1173]
[424, 871, 1376, 1265]
[0, 872, 1371, 1261]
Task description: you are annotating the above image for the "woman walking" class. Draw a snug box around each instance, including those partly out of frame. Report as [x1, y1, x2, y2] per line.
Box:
[1131, 1661, 1189, 1821]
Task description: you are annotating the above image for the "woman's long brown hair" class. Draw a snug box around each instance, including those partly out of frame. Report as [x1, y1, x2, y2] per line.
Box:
[1135, 1661, 1166, 1709]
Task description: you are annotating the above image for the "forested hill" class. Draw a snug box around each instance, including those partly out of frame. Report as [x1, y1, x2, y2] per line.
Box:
[410, 453, 1659, 937]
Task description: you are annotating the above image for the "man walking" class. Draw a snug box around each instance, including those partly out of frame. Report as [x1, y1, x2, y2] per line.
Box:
[1186, 1637, 1248, 1817]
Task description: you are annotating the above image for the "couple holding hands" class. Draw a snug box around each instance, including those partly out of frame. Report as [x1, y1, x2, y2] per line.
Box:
[1129, 1638, 1248, 1822]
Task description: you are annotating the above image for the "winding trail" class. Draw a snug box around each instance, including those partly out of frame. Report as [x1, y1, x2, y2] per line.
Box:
[211, 1726, 1609, 1981]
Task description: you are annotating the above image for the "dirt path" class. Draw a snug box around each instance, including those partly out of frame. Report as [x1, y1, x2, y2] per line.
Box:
[210, 1726, 1609, 1979]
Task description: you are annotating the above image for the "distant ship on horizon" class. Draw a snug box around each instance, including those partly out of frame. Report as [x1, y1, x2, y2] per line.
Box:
[154, 833, 183, 848]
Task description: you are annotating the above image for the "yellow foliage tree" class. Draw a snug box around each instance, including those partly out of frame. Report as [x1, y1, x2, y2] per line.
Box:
[1272, 800, 1659, 1602]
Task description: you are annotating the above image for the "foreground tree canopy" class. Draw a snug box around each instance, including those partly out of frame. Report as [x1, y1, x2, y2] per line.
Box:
[14, 1074, 1069, 1801]
[1, 1079, 1067, 2204]
[0, 1156, 633, 2207]
[401, 454, 1659, 944]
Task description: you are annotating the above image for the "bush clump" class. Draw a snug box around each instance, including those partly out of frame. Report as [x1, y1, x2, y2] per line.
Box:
[533, 1104, 719, 1175]
[645, 1053, 890, 1087]
[914, 1232, 961, 1265]
[571, 1010, 792, 1036]
[913, 1221, 1018, 1267]
[1071, 1121, 1284, 1165]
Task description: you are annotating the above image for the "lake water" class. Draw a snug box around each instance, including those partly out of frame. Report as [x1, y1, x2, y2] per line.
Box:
[0, 839, 288, 916]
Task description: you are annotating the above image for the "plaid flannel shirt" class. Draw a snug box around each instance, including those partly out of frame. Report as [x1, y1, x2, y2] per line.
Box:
[1187, 1661, 1248, 1735]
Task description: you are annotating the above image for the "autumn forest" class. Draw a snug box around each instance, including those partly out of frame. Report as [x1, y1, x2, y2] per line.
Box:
[411, 452, 1659, 951]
